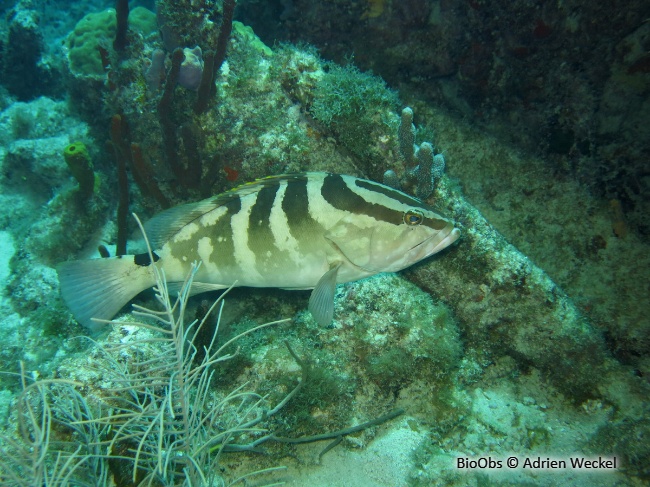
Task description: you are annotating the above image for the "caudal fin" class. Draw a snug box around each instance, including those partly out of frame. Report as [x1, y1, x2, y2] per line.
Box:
[57, 256, 156, 331]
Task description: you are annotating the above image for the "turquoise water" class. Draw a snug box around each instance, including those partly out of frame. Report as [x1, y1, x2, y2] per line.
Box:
[0, 1, 648, 485]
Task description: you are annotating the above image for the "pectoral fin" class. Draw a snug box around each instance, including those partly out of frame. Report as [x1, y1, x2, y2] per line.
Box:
[308, 264, 341, 326]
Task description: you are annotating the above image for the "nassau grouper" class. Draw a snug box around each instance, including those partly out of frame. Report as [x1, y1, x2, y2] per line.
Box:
[57, 172, 460, 331]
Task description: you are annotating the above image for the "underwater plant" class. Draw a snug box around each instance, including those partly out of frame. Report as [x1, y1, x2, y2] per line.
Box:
[1, 215, 406, 485]
[0, 218, 293, 485]
[0, 372, 105, 486]
[310, 62, 400, 160]
[84, 268, 290, 485]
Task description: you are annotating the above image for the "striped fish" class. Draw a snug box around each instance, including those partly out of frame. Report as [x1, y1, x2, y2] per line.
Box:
[57, 173, 460, 331]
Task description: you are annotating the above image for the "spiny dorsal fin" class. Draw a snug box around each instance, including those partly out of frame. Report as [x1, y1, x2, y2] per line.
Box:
[144, 199, 224, 249]
[144, 173, 320, 249]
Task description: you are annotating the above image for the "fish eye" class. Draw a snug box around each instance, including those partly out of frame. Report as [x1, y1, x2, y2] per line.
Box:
[404, 210, 424, 226]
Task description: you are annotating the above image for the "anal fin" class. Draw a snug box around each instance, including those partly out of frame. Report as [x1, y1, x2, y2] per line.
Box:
[167, 281, 228, 297]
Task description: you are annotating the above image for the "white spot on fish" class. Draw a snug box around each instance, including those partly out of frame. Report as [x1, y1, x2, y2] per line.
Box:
[200, 205, 228, 227]
[197, 237, 215, 271]
[157, 245, 190, 283]
[173, 222, 200, 242]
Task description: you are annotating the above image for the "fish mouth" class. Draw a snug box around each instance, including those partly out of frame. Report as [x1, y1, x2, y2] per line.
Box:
[411, 224, 460, 259]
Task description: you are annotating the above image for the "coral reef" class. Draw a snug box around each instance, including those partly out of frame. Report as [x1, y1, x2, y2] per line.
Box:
[310, 62, 400, 164]
[237, 0, 650, 238]
[0, 1, 648, 485]
[0, 97, 108, 378]
[0, 0, 61, 100]
[65, 6, 157, 77]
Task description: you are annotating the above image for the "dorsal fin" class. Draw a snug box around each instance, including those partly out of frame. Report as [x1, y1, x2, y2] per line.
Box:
[144, 199, 223, 249]
[144, 173, 318, 249]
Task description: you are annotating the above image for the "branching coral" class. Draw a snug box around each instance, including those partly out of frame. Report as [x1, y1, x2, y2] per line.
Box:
[384, 106, 446, 199]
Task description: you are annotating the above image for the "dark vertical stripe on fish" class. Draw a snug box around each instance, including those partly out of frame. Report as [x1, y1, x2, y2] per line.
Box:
[211, 195, 241, 268]
[248, 184, 279, 269]
[282, 177, 320, 241]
